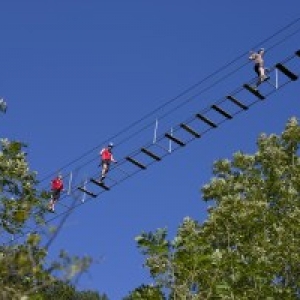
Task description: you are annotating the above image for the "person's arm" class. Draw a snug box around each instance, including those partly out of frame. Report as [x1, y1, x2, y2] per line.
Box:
[61, 182, 65, 192]
[249, 51, 255, 60]
[111, 154, 117, 163]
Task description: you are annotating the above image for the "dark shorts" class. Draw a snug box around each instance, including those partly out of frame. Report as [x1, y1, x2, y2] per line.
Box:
[51, 189, 61, 201]
[102, 159, 111, 168]
[254, 63, 263, 76]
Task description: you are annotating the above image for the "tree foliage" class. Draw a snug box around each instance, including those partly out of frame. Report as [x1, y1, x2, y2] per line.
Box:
[133, 117, 300, 299]
[36, 280, 109, 300]
[123, 284, 165, 300]
[0, 139, 105, 299]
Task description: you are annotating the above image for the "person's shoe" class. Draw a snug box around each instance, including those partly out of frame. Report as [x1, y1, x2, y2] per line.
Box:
[261, 75, 270, 82]
[100, 176, 105, 182]
[48, 207, 55, 213]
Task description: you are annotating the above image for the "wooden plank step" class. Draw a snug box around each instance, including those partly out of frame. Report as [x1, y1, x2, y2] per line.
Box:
[226, 95, 248, 110]
[126, 156, 147, 169]
[196, 114, 217, 128]
[90, 178, 110, 191]
[243, 84, 265, 100]
[211, 104, 233, 119]
[180, 123, 201, 138]
[276, 63, 298, 81]
[165, 133, 185, 146]
[141, 148, 161, 161]
[78, 187, 97, 197]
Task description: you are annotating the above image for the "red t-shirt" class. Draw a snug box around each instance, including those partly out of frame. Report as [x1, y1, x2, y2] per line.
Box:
[51, 178, 64, 191]
[101, 148, 112, 160]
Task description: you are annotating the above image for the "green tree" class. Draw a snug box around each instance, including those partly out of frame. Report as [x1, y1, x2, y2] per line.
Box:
[34, 280, 76, 300]
[0, 139, 46, 235]
[0, 139, 105, 299]
[123, 284, 165, 300]
[36, 279, 108, 300]
[134, 117, 300, 299]
[74, 290, 109, 300]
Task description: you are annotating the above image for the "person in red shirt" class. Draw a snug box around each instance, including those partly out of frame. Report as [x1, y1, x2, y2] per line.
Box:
[48, 174, 64, 212]
[100, 143, 117, 182]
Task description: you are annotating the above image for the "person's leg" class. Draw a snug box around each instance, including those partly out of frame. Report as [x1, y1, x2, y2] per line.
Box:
[101, 161, 111, 181]
[48, 198, 54, 210]
[102, 163, 107, 176]
[101, 161, 108, 180]
[49, 190, 59, 211]
[261, 66, 270, 81]
[259, 65, 265, 78]
[254, 65, 261, 88]
[254, 64, 260, 77]
[257, 66, 270, 88]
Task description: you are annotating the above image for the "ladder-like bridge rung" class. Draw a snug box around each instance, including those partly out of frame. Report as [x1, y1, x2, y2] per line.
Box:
[296, 50, 300, 57]
[211, 104, 233, 119]
[78, 187, 97, 197]
[90, 178, 110, 190]
[226, 95, 248, 110]
[243, 84, 265, 100]
[276, 63, 298, 81]
[126, 156, 147, 169]
[165, 133, 186, 146]
[141, 148, 161, 161]
[180, 123, 201, 138]
[196, 114, 217, 128]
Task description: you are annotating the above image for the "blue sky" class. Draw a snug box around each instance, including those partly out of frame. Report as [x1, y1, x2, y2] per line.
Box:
[1, 1, 300, 299]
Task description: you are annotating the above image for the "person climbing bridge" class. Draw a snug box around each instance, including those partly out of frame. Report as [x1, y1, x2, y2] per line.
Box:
[249, 48, 269, 89]
[48, 174, 64, 212]
[100, 142, 117, 182]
